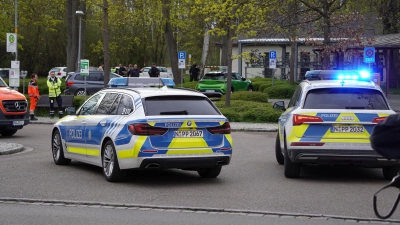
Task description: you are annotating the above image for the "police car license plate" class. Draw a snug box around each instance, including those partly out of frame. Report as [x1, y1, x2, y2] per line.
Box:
[175, 130, 203, 138]
[205, 90, 215, 92]
[331, 126, 364, 133]
[13, 121, 24, 126]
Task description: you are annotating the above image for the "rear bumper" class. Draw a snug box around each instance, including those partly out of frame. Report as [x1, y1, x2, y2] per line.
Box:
[139, 156, 231, 169]
[288, 148, 399, 167]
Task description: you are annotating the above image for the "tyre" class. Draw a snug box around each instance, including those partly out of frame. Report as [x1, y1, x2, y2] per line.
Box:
[197, 166, 222, 178]
[0, 129, 18, 137]
[51, 130, 71, 165]
[382, 165, 400, 180]
[102, 140, 125, 182]
[74, 89, 87, 96]
[247, 85, 253, 91]
[284, 138, 300, 178]
[275, 134, 284, 165]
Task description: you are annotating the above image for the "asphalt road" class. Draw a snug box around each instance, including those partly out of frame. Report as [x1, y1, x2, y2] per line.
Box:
[0, 124, 399, 224]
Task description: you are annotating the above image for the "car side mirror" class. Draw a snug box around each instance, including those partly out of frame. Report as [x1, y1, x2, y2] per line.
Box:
[273, 101, 286, 111]
[241, 77, 246, 81]
[65, 107, 76, 115]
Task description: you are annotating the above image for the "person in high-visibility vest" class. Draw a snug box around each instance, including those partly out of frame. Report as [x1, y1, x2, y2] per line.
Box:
[47, 71, 63, 119]
[28, 73, 40, 120]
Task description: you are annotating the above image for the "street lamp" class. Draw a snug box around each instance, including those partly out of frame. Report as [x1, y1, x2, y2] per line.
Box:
[76, 10, 84, 70]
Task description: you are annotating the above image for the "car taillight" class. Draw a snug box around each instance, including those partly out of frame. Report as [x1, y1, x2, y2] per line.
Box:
[372, 117, 387, 124]
[57, 72, 62, 75]
[293, 114, 324, 126]
[127, 123, 167, 136]
[207, 122, 231, 134]
[66, 81, 74, 87]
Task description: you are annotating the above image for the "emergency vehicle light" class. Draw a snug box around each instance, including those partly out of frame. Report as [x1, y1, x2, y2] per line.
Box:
[305, 70, 371, 81]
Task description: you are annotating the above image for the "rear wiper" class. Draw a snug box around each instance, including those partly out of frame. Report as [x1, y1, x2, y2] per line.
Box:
[160, 110, 188, 115]
[345, 106, 365, 109]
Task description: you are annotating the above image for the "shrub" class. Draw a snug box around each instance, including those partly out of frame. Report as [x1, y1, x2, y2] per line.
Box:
[220, 91, 268, 103]
[258, 83, 271, 92]
[264, 84, 296, 98]
[73, 96, 86, 107]
[182, 81, 197, 90]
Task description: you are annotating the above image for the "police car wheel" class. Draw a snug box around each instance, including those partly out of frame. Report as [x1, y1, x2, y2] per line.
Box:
[102, 140, 125, 182]
[0, 129, 18, 137]
[197, 166, 222, 178]
[275, 134, 284, 165]
[283, 138, 300, 178]
[382, 166, 400, 180]
[52, 130, 71, 165]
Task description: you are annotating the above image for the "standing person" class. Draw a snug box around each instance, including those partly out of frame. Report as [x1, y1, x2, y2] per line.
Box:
[126, 64, 133, 77]
[28, 73, 40, 121]
[98, 63, 104, 71]
[117, 64, 126, 77]
[189, 62, 200, 81]
[148, 63, 160, 77]
[128, 64, 140, 77]
[47, 71, 63, 119]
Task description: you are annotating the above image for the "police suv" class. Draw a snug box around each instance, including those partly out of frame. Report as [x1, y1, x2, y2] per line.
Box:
[51, 84, 232, 182]
[274, 70, 399, 179]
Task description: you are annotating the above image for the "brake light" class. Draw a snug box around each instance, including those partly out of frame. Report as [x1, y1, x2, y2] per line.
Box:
[127, 123, 167, 136]
[293, 114, 324, 126]
[66, 81, 74, 87]
[57, 72, 62, 75]
[372, 117, 387, 124]
[207, 122, 231, 134]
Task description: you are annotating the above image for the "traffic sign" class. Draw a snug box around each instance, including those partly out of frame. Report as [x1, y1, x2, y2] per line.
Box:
[178, 51, 186, 59]
[364, 47, 375, 63]
[269, 51, 276, 59]
[269, 59, 277, 69]
[178, 59, 186, 69]
[6, 33, 17, 53]
[80, 59, 89, 76]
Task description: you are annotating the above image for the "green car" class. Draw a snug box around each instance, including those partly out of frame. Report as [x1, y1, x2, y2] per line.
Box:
[196, 71, 253, 98]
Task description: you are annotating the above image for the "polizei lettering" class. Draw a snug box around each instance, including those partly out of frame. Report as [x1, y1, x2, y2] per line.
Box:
[164, 122, 181, 128]
[69, 129, 83, 139]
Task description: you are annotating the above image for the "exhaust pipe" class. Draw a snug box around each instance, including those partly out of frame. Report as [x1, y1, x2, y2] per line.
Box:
[145, 163, 160, 168]
[216, 161, 226, 165]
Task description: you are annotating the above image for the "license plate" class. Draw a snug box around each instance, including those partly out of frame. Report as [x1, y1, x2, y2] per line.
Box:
[175, 130, 203, 138]
[205, 90, 215, 92]
[331, 126, 364, 133]
[13, 121, 24, 126]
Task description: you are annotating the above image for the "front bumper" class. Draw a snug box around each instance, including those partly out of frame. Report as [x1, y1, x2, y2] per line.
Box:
[198, 90, 224, 98]
[0, 111, 29, 130]
[288, 148, 399, 167]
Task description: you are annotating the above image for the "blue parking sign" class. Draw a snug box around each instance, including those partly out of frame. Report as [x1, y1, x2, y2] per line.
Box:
[178, 51, 186, 59]
[364, 47, 375, 63]
[269, 51, 276, 59]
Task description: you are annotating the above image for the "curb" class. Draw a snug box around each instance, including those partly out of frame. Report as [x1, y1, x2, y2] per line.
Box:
[0, 143, 24, 155]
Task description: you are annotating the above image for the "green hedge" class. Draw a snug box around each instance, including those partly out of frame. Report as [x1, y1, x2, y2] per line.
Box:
[214, 100, 282, 123]
[264, 84, 296, 98]
[220, 91, 268, 103]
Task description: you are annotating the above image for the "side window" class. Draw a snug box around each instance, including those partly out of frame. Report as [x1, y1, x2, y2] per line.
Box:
[96, 93, 119, 115]
[78, 93, 104, 115]
[116, 94, 134, 115]
[231, 73, 238, 80]
[88, 73, 101, 81]
[75, 74, 84, 80]
[109, 95, 122, 115]
[288, 86, 301, 108]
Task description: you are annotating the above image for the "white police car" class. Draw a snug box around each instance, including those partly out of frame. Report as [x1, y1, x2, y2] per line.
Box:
[51, 86, 232, 182]
[273, 70, 399, 179]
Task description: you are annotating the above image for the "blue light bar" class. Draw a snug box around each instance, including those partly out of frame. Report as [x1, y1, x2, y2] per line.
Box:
[108, 77, 128, 87]
[359, 70, 370, 79]
[160, 78, 175, 87]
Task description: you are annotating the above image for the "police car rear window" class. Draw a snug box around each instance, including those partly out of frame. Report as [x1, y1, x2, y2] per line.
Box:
[303, 88, 389, 110]
[143, 96, 220, 116]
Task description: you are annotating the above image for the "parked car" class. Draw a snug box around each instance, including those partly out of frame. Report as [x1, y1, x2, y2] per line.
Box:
[0, 68, 10, 79]
[64, 71, 121, 96]
[196, 71, 253, 98]
[48, 67, 67, 79]
[139, 66, 173, 79]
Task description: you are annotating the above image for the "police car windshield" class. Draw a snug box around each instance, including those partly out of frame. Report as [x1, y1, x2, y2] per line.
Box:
[143, 96, 220, 116]
[303, 88, 389, 110]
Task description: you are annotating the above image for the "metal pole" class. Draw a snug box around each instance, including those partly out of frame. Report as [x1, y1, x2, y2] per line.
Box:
[23, 77, 24, 95]
[15, 0, 18, 61]
[77, 15, 82, 70]
[181, 69, 183, 87]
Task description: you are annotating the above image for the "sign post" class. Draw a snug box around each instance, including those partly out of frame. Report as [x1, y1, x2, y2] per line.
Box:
[269, 51, 277, 86]
[80, 59, 89, 101]
[178, 51, 186, 87]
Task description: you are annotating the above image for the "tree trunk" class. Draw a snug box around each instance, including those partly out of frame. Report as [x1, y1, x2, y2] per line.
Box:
[199, 24, 210, 79]
[102, 0, 110, 87]
[290, 41, 295, 85]
[162, 0, 180, 85]
[220, 24, 229, 66]
[224, 28, 233, 107]
[322, 0, 331, 69]
[288, 0, 298, 85]
[66, 0, 78, 73]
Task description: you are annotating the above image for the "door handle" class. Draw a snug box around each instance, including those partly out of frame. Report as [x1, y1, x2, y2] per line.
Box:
[100, 120, 106, 126]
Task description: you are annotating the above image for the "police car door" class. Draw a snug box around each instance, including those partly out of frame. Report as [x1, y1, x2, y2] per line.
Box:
[66, 93, 105, 159]
[84, 92, 122, 164]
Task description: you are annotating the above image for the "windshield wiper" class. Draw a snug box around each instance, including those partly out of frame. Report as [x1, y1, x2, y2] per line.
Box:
[160, 110, 188, 115]
[345, 106, 366, 109]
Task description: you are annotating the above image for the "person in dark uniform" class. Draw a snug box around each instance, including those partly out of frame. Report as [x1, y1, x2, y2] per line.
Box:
[148, 63, 160, 77]
[189, 62, 200, 81]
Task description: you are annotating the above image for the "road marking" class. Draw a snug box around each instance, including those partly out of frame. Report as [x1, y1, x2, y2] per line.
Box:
[0, 198, 399, 224]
